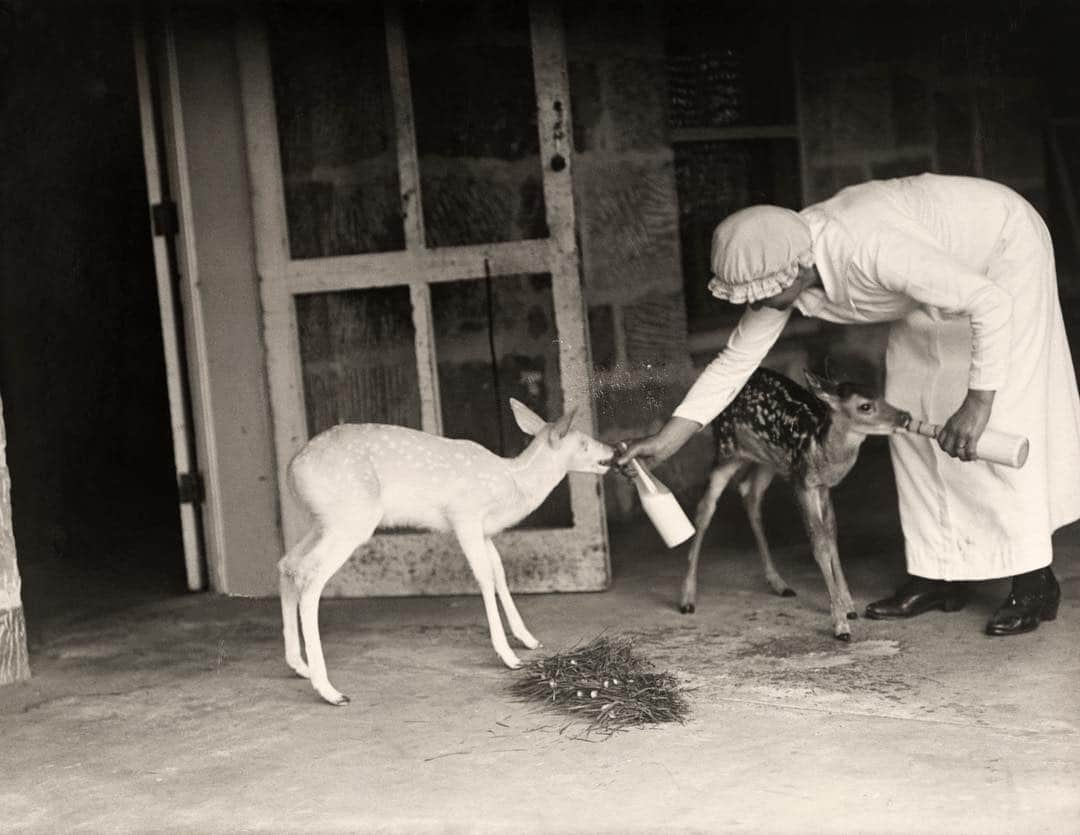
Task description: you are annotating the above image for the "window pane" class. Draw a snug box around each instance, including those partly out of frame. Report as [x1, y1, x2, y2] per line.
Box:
[431, 274, 570, 528]
[268, 3, 405, 258]
[405, 0, 548, 247]
[295, 287, 421, 436]
[674, 139, 802, 331]
[666, 3, 795, 129]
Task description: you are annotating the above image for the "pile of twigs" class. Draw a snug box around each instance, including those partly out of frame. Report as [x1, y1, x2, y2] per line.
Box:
[508, 635, 690, 737]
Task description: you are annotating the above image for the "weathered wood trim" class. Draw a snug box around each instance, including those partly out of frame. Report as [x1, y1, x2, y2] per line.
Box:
[529, 0, 609, 588]
[157, 10, 228, 588]
[284, 238, 553, 290]
[409, 282, 443, 435]
[385, 2, 442, 434]
[131, 9, 204, 591]
[384, 0, 425, 252]
[325, 528, 609, 596]
[0, 608, 30, 685]
[235, 12, 311, 548]
[0, 396, 29, 684]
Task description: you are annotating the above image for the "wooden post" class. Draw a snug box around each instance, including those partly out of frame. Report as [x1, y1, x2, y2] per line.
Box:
[0, 394, 30, 684]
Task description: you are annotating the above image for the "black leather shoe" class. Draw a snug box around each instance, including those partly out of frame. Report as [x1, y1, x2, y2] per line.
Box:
[986, 567, 1061, 636]
[865, 576, 970, 619]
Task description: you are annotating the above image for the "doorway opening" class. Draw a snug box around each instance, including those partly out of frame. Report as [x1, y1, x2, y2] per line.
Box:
[0, 3, 187, 645]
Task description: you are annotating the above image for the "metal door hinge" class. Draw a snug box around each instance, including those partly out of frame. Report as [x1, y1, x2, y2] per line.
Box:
[177, 471, 205, 505]
[151, 200, 179, 237]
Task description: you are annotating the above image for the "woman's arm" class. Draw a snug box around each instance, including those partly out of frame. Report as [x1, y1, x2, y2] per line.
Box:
[615, 416, 701, 468]
[615, 306, 793, 467]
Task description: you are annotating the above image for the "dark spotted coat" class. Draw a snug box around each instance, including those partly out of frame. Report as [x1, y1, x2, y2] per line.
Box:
[712, 368, 832, 482]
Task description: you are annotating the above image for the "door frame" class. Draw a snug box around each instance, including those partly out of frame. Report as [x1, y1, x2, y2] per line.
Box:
[235, 1, 608, 595]
[132, 7, 209, 592]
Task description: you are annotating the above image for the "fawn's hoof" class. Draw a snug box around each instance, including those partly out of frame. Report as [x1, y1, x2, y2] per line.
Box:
[680, 603, 695, 615]
[318, 689, 350, 707]
[847, 611, 859, 620]
[781, 588, 797, 598]
[834, 632, 851, 642]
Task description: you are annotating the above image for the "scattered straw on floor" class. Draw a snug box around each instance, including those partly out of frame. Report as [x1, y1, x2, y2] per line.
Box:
[508, 635, 690, 737]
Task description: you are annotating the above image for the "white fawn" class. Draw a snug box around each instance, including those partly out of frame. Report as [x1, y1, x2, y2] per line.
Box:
[279, 399, 613, 706]
[682, 367, 910, 640]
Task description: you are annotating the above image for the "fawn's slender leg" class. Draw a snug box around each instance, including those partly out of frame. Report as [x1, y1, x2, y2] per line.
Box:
[795, 485, 852, 640]
[681, 459, 744, 614]
[279, 527, 318, 678]
[296, 519, 375, 706]
[817, 492, 857, 619]
[738, 465, 794, 597]
[487, 539, 541, 650]
[453, 519, 520, 668]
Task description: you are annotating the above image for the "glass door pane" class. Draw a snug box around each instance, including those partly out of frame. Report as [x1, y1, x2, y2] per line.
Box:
[295, 286, 421, 435]
[267, 2, 405, 258]
[404, 0, 548, 247]
[431, 273, 570, 528]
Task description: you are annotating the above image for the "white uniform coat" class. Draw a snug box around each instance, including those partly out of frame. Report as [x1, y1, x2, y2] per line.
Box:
[674, 174, 1080, 580]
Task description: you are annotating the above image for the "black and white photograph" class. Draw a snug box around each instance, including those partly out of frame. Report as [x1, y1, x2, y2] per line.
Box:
[1, 0, 1078, 831]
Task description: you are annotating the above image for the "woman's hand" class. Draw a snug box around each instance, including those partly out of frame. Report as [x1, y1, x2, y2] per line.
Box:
[938, 389, 995, 461]
[614, 417, 701, 469]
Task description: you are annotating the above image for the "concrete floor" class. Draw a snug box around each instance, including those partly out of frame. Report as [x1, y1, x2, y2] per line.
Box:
[3, 448, 1080, 834]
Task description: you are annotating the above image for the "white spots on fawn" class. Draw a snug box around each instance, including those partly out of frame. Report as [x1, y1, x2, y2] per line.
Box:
[279, 400, 614, 706]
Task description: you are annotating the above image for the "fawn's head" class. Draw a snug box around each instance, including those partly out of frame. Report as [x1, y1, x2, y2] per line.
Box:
[509, 399, 614, 474]
[804, 370, 910, 436]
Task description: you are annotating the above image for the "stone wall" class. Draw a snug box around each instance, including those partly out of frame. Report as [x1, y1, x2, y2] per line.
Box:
[799, 5, 1049, 206]
[566, 1, 713, 517]
[564, 0, 1078, 520]
[795, 1, 1068, 379]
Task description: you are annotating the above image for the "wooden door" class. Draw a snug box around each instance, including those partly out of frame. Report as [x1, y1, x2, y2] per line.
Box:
[236, 1, 608, 595]
[132, 10, 206, 591]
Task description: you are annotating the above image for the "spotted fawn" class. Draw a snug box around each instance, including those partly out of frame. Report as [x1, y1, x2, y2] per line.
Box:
[278, 399, 613, 706]
[682, 367, 910, 640]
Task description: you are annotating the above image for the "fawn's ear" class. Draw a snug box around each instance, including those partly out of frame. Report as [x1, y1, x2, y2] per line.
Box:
[547, 407, 577, 446]
[804, 369, 840, 407]
[510, 398, 547, 436]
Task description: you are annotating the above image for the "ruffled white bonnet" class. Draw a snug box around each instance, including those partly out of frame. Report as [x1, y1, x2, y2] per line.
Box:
[706, 205, 814, 304]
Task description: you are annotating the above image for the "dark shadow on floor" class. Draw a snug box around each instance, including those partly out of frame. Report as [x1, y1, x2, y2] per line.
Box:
[17, 487, 189, 651]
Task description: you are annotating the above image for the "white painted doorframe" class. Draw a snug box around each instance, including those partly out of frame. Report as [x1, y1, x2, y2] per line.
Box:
[131, 9, 220, 592]
[235, 1, 609, 595]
